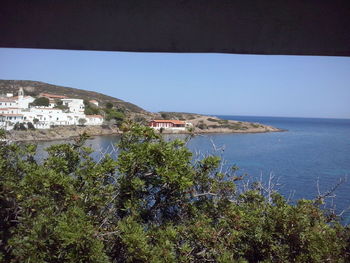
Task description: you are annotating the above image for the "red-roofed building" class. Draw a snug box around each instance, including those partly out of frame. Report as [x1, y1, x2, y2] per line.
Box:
[39, 93, 67, 99]
[89, 100, 99, 106]
[149, 120, 186, 129]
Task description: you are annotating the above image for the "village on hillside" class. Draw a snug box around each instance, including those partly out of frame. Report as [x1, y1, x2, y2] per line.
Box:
[0, 88, 103, 130]
[0, 87, 277, 135]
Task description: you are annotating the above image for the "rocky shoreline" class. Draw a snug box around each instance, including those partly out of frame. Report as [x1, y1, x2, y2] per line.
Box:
[5, 121, 284, 142]
[159, 114, 285, 134]
[5, 125, 121, 142]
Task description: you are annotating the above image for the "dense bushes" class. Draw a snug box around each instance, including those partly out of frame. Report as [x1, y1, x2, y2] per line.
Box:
[84, 100, 100, 115]
[0, 125, 349, 262]
[30, 97, 50, 107]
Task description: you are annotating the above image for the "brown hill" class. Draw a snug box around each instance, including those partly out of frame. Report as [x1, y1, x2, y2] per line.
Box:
[0, 79, 148, 114]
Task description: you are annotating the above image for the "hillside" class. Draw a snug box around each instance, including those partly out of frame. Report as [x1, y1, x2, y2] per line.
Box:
[157, 112, 282, 133]
[0, 80, 149, 115]
[0, 79, 282, 134]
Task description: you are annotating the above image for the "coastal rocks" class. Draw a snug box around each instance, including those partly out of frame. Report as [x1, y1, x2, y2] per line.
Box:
[158, 115, 284, 134]
[5, 125, 120, 142]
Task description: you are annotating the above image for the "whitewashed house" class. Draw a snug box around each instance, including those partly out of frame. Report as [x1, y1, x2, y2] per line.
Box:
[61, 98, 85, 113]
[86, 115, 104, 125]
[0, 88, 104, 130]
[0, 97, 18, 108]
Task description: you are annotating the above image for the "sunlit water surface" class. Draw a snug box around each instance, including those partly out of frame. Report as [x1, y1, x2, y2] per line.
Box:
[34, 116, 350, 224]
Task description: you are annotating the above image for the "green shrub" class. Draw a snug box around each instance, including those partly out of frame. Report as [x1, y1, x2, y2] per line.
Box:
[197, 123, 208, 130]
[0, 124, 349, 262]
[207, 118, 220, 122]
[30, 97, 50, 107]
[27, 122, 35, 130]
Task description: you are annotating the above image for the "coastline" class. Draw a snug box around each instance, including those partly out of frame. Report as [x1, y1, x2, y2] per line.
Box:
[5, 124, 285, 142]
[5, 125, 121, 142]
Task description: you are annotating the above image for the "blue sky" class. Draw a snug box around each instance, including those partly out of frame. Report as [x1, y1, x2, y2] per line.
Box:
[0, 48, 349, 118]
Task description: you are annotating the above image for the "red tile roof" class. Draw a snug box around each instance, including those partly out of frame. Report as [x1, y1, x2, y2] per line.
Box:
[39, 93, 67, 99]
[12, 96, 32, 99]
[86, 115, 103, 118]
[151, 120, 185, 125]
[0, 98, 16, 102]
[0, 107, 20, 110]
[33, 108, 62, 111]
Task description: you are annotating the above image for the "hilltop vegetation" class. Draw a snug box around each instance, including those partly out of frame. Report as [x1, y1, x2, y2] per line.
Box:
[0, 80, 149, 115]
[0, 125, 349, 262]
[0, 80, 281, 134]
[158, 112, 281, 133]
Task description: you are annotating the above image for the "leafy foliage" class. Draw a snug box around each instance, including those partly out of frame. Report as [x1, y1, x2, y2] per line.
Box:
[104, 108, 125, 126]
[0, 124, 349, 262]
[27, 122, 35, 130]
[84, 100, 100, 115]
[30, 97, 50, 107]
[13, 122, 27, 131]
[105, 102, 114, 109]
[78, 118, 87, 126]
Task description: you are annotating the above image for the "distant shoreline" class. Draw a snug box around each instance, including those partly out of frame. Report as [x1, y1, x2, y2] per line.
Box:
[5, 124, 285, 143]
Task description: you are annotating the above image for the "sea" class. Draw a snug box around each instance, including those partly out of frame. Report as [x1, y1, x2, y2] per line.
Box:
[35, 116, 350, 224]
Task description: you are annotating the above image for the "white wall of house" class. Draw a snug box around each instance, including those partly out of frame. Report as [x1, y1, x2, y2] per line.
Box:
[0, 99, 18, 108]
[17, 96, 35, 109]
[0, 108, 21, 115]
[0, 114, 25, 130]
[0, 88, 104, 130]
[61, 99, 85, 113]
[86, 115, 104, 125]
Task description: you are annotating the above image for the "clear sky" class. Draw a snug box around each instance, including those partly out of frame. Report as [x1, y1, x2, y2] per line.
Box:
[0, 48, 349, 119]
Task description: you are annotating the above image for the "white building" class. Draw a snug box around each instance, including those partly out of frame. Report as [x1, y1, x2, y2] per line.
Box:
[0, 97, 18, 108]
[61, 98, 85, 113]
[86, 115, 104, 125]
[149, 120, 193, 131]
[0, 88, 104, 130]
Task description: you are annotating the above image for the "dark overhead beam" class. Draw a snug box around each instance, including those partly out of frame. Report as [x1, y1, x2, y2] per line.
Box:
[1, 0, 350, 56]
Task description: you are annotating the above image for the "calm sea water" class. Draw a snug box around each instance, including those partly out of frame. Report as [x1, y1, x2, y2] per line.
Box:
[35, 116, 350, 223]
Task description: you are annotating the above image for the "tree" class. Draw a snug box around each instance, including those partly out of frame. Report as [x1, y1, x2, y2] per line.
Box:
[161, 112, 170, 119]
[104, 109, 125, 127]
[105, 102, 113, 109]
[0, 124, 349, 262]
[27, 122, 35, 130]
[78, 118, 87, 126]
[0, 133, 117, 262]
[54, 100, 69, 111]
[13, 122, 27, 131]
[84, 100, 100, 115]
[30, 97, 50, 107]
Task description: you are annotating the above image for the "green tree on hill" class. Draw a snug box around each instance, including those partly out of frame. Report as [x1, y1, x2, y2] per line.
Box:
[105, 102, 113, 109]
[84, 100, 100, 115]
[30, 97, 50, 107]
[104, 108, 125, 126]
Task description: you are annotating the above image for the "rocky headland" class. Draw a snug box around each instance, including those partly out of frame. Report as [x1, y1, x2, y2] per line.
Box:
[1, 80, 284, 142]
